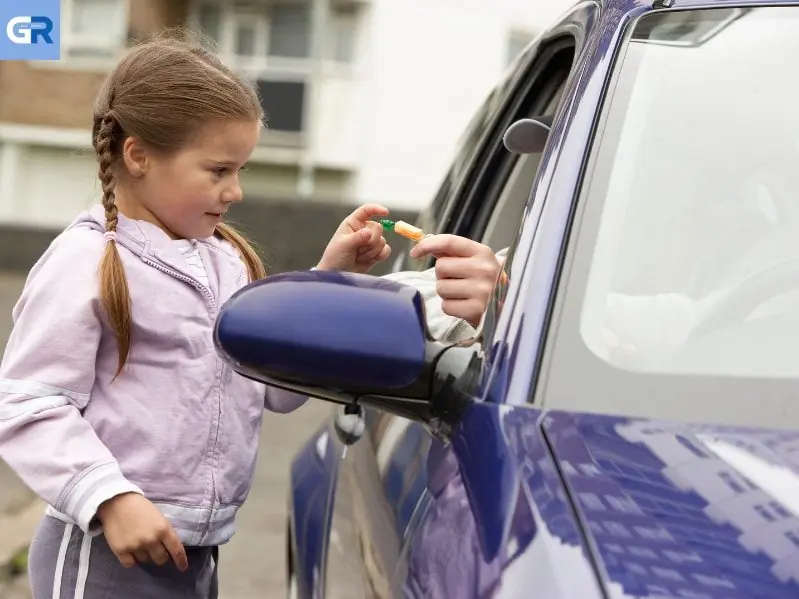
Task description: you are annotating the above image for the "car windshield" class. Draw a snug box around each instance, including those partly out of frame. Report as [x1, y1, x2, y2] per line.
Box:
[541, 6, 799, 427]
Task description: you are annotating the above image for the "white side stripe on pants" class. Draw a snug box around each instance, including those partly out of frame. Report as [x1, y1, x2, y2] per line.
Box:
[74, 533, 92, 599]
[52, 523, 73, 599]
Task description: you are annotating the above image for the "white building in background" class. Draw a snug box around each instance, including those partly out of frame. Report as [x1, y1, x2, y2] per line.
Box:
[0, 0, 569, 230]
[618, 421, 799, 586]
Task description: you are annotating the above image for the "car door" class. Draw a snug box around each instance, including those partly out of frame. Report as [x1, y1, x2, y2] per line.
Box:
[322, 6, 595, 597]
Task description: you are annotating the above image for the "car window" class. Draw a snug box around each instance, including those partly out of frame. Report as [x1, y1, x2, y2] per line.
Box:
[392, 38, 557, 273]
[479, 82, 567, 251]
[537, 7, 799, 428]
[374, 38, 577, 475]
[465, 40, 575, 346]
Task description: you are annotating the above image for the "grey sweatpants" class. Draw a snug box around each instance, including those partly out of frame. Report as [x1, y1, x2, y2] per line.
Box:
[28, 515, 218, 599]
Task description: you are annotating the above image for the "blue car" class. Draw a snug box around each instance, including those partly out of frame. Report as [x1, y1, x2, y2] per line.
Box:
[216, 0, 799, 596]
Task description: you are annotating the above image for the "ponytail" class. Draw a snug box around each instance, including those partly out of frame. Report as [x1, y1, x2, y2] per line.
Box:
[215, 222, 266, 282]
[94, 111, 133, 379]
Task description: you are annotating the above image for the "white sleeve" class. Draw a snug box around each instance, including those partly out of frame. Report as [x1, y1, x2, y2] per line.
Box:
[383, 249, 509, 342]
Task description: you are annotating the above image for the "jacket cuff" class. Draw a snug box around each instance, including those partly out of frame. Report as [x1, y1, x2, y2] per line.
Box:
[58, 461, 144, 534]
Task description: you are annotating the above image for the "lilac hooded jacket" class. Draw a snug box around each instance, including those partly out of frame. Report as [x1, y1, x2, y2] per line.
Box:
[0, 205, 307, 546]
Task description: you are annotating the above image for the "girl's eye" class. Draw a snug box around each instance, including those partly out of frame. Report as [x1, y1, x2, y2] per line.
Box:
[212, 167, 228, 178]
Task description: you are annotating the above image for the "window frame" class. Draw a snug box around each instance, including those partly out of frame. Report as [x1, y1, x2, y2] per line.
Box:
[267, 3, 312, 59]
[532, 6, 799, 424]
[460, 38, 577, 351]
[60, 0, 129, 62]
[461, 43, 575, 246]
[391, 36, 578, 273]
[190, 0, 356, 66]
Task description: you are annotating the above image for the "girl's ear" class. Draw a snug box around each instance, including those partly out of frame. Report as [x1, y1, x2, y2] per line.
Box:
[121, 136, 148, 178]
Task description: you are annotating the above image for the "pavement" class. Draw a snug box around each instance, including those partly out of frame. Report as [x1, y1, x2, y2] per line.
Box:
[0, 271, 334, 598]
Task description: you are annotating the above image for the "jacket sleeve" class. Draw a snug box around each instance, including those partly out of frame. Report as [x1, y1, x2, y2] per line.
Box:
[0, 229, 142, 533]
[383, 248, 509, 342]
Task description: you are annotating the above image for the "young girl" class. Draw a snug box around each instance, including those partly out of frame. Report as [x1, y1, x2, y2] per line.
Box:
[0, 36, 392, 598]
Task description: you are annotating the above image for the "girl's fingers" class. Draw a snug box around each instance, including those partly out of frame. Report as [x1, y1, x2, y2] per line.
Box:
[377, 244, 392, 262]
[161, 527, 189, 572]
[147, 542, 170, 566]
[115, 551, 137, 569]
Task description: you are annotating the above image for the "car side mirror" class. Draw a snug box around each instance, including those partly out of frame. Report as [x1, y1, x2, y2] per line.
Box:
[213, 270, 448, 422]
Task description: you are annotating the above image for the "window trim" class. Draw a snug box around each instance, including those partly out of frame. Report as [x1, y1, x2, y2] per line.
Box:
[63, 0, 129, 56]
[463, 44, 576, 242]
[396, 36, 579, 274]
[189, 0, 357, 68]
[28, 0, 129, 71]
[453, 38, 578, 350]
[445, 36, 579, 242]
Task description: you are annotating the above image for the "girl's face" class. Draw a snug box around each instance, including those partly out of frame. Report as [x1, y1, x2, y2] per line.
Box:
[118, 120, 261, 240]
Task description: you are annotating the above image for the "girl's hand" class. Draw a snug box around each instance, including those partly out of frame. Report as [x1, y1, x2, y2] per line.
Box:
[317, 204, 392, 273]
[97, 493, 188, 571]
[410, 235, 501, 328]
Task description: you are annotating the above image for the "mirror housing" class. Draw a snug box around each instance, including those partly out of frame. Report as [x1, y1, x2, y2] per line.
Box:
[214, 270, 447, 420]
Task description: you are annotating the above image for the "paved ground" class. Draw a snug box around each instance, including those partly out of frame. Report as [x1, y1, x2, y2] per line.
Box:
[0, 271, 333, 598]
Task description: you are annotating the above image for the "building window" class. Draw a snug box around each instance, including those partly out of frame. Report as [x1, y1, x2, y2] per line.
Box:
[234, 19, 259, 57]
[196, 2, 223, 43]
[770, 501, 792, 519]
[754, 504, 776, 523]
[578, 492, 605, 511]
[676, 435, 707, 458]
[64, 0, 127, 58]
[629, 546, 657, 559]
[258, 79, 305, 132]
[608, 495, 641, 514]
[786, 531, 799, 548]
[269, 4, 311, 58]
[605, 521, 632, 538]
[719, 471, 746, 493]
[635, 526, 673, 541]
[327, 7, 357, 63]
[192, 2, 323, 62]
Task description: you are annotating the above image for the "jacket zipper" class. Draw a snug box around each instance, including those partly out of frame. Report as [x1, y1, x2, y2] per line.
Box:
[138, 251, 222, 540]
[139, 254, 216, 311]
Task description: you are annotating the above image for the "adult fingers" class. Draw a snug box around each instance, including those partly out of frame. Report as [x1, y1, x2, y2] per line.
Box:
[440, 298, 484, 324]
[435, 256, 500, 282]
[435, 279, 473, 300]
[410, 235, 490, 259]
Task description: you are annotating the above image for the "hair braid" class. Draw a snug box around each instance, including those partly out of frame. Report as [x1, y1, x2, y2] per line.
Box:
[94, 110, 132, 378]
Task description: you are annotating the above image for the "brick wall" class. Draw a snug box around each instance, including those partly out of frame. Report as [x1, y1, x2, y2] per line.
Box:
[0, 1, 189, 129]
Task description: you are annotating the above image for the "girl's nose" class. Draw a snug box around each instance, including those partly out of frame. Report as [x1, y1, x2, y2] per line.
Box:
[224, 182, 244, 204]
